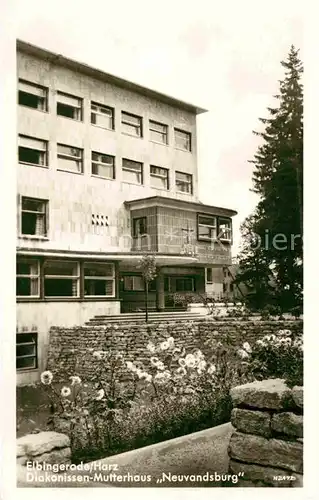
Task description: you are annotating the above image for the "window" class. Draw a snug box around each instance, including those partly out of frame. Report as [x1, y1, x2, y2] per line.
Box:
[175, 171, 193, 194]
[18, 135, 48, 167]
[16, 259, 40, 297]
[197, 214, 217, 241]
[149, 120, 168, 144]
[174, 128, 191, 151]
[122, 159, 143, 184]
[57, 91, 82, 120]
[84, 262, 115, 297]
[123, 275, 144, 291]
[57, 144, 83, 173]
[133, 217, 147, 237]
[206, 268, 213, 284]
[121, 112, 143, 137]
[21, 197, 48, 237]
[18, 80, 47, 111]
[150, 165, 169, 190]
[16, 333, 37, 370]
[176, 277, 195, 292]
[218, 217, 232, 242]
[91, 102, 114, 129]
[91, 152, 115, 179]
[44, 260, 79, 297]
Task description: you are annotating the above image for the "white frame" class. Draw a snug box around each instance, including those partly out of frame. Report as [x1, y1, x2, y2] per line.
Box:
[150, 165, 169, 190]
[18, 135, 48, 167]
[20, 197, 47, 237]
[175, 171, 192, 194]
[16, 332, 37, 371]
[121, 111, 143, 137]
[43, 260, 80, 298]
[18, 79, 48, 111]
[149, 120, 168, 145]
[83, 262, 115, 298]
[198, 214, 217, 241]
[174, 128, 191, 151]
[91, 152, 115, 179]
[16, 258, 40, 298]
[122, 159, 143, 185]
[218, 217, 232, 242]
[57, 91, 83, 121]
[91, 102, 114, 130]
[57, 144, 83, 173]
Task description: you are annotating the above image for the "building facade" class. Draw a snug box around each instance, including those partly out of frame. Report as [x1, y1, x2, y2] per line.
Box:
[16, 40, 237, 384]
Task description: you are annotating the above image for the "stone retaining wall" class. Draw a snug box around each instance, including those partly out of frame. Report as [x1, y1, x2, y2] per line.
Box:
[228, 379, 303, 487]
[46, 319, 302, 380]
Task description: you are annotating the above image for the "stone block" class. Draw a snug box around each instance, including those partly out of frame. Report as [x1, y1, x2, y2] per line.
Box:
[271, 412, 303, 437]
[228, 431, 303, 473]
[229, 459, 296, 487]
[292, 386, 303, 409]
[17, 432, 70, 457]
[230, 379, 292, 410]
[231, 408, 271, 437]
[31, 447, 71, 465]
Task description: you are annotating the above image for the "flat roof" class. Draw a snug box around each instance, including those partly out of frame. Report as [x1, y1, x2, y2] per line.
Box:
[17, 40, 208, 115]
[124, 196, 238, 217]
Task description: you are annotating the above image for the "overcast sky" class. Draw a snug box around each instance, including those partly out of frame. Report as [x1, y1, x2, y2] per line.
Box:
[13, 0, 303, 255]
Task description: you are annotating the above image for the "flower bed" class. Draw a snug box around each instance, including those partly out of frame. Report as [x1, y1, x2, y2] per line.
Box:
[37, 328, 302, 464]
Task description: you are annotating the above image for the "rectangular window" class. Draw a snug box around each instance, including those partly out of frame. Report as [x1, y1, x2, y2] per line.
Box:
[176, 277, 195, 292]
[44, 260, 79, 297]
[18, 80, 47, 111]
[206, 268, 213, 284]
[133, 217, 147, 237]
[57, 91, 82, 121]
[198, 214, 217, 241]
[21, 197, 48, 237]
[175, 171, 193, 194]
[121, 111, 143, 137]
[150, 165, 169, 190]
[57, 144, 83, 173]
[149, 120, 168, 144]
[91, 102, 114, 129]
[122, 159, 143, 184]
[91, 152, 115, 179]
[218, 217, 232, 242]
[84, 262, 115, 297]
[174, 128, 191, 151]
[18, 135, 48, 167]
[16, 333, 37, 370]
[16, 259, 40, 297]
[123, 275, 144, 291]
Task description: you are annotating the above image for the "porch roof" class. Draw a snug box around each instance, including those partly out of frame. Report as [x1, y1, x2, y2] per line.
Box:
[124, 196, 237, 217]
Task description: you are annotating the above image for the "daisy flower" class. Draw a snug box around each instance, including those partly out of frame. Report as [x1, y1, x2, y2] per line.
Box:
[61, 386, 71, 397]
[40, 371, 53, 385]
[69, 376, 81, 386]
[95, 389, 105, 401]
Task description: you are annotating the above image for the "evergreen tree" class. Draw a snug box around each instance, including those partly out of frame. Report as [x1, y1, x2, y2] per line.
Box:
[236, 46, 303, 312]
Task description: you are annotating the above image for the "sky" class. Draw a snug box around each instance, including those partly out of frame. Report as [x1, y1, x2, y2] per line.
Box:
[12, 0, 303, 255]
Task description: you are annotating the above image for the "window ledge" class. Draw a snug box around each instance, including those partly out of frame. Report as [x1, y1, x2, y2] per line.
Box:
[18, 235, 49, 241]
[176, 190, 192, 195]
[18, 105, 48, 114]
[122, 181, 144, 187]
[19, 162, 49, 169]
[121, 132, 143, 139]
[91, 123, 115, 132]
[91, 174, 115, 181]
[149, 139, 169, 147]
[17, 368, 38, 373]
[56, 169, 84, 175]
[56, 115, 83, 123]
[174, 147, 192, 153]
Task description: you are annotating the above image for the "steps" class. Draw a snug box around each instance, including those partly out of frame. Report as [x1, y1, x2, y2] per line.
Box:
[85, 310, 206, 325]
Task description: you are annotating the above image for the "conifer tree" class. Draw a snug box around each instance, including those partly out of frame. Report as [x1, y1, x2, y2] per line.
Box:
[236, 46, 303, 312]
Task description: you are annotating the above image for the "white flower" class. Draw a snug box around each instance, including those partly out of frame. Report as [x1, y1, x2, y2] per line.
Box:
[194, 349, 204, 360]
[150, 356, 160, 366]
[176, 367, 187, 376]
[155, 361, 165, 371]
[40, 371, 53, 385]
[146, 342, 156, 353]
[238, 349, 249, 359]
[243, 342, 252, 354]
[92, 351, 104, 360]
[167, 337, 175, 348]
[69, 376, 81, 386]
[185, 354, 196, 368]
[160, 341, 170, 351]
[207, 364, 216, 375]
[256, 339, 265, 347]
[145, 374, 153, 383]
[126, 361, 135, 371]
[278, 329, 292, 337]
[198, 360, 207, 371]
[136, 369, 145, 379]
[61, 386, 71, 397]
[95, 389, 105, 401]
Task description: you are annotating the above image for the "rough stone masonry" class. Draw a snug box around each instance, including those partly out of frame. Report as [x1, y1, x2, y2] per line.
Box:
[228, 378, 303, 487]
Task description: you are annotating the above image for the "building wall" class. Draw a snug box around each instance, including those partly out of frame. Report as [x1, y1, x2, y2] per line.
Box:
[16, 300, 120, 385]
[17, 51, 198, 254]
